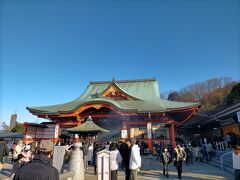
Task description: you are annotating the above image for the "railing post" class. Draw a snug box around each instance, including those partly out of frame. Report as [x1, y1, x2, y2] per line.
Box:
[68, 142, 84, 180]
[220, 156, 223, 171]
[220, 151, 233, 171]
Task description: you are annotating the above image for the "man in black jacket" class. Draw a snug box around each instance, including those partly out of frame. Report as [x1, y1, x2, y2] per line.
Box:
[122, 139, 131, 180]
[14, 140, 59, 180]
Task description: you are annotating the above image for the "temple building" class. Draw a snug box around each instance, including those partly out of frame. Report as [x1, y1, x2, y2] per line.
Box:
[25, 78, 200, 150]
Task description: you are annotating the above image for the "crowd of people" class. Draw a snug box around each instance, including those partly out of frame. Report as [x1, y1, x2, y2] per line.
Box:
[224, 133, 240, 149]
[156, 141, 216, 164]
[0, 138, 142, 180]
[0, 137, 240, 180]
[156, 140, 240, 180]
[0, 138, 58, 180]
[155, 142, 215, 179]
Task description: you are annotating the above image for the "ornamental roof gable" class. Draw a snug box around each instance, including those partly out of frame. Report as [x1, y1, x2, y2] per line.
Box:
[101, 81, 140, 101]
[76, 78, 160, 101]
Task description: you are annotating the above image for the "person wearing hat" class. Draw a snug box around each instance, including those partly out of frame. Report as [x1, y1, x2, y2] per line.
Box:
[232, 145, 240, 180]
[13, 140, 59, 180]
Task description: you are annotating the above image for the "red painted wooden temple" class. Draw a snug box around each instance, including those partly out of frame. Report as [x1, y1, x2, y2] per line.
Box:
[25, 78, 200, 149]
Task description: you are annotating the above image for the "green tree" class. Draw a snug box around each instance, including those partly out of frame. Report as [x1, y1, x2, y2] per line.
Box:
[165, 77, 237, 115]
[226, 83, 240, 106]
[11, 123, 24, 132]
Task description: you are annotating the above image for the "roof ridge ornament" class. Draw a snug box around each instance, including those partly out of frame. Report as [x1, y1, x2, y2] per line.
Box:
[87, 116, 92, 121]
[89, 78, 157, 84]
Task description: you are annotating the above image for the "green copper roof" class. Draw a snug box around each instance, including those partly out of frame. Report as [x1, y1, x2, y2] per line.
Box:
[77, 78, 160, 101]
[27, 78, 200, 115]
[66, 116, 109, 134]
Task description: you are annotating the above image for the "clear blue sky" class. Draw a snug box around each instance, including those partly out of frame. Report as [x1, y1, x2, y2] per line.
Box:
[0, 0, 239, 126]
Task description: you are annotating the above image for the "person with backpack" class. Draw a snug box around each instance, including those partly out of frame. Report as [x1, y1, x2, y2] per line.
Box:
[173, 145, 186, 179]
[161, 147, 171, 178]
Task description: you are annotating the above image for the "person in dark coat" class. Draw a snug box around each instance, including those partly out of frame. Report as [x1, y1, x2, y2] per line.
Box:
[156, 142, 162, 160]
[0, 139, 9, 171]
[161, 147, 172, 178]
[11, 154, 25, 177]
[13, 140, 59, 180]
[93, 142, 103, 174]
[122, 139, 131, 180]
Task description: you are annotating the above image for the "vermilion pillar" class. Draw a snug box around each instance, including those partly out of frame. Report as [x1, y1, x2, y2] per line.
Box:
[147, 122, 153, 151]
[23, 123, 28, 144]
[169, 121, 176, 148]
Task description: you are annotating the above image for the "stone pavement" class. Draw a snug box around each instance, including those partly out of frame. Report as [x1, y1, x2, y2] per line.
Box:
[85, 155, 234, 180]
[0, 155, 234, 180]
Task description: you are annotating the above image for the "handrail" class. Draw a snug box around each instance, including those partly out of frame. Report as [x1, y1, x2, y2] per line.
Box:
[220, 151, 233, 171]
[59, 170, 76, 180]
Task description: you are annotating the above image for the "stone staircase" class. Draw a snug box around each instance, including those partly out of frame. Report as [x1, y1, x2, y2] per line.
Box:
[205, 149, 234, 175]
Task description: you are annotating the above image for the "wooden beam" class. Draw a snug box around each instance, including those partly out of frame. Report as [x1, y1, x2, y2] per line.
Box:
[125, 120, 175, 125]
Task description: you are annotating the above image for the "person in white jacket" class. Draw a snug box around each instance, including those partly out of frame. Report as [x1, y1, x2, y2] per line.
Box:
[232, 145, 240, 180]
[129, 139, 141, 180]
[110, 143, 122, 180]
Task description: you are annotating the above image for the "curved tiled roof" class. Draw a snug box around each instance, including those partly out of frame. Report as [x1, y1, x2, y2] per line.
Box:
[27, 78, 200, 115]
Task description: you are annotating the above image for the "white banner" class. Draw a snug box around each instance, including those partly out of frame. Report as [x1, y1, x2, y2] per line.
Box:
[54, 124, 59, 138]
[121, 130, 127, 138]
[147, 123, 152, 138]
